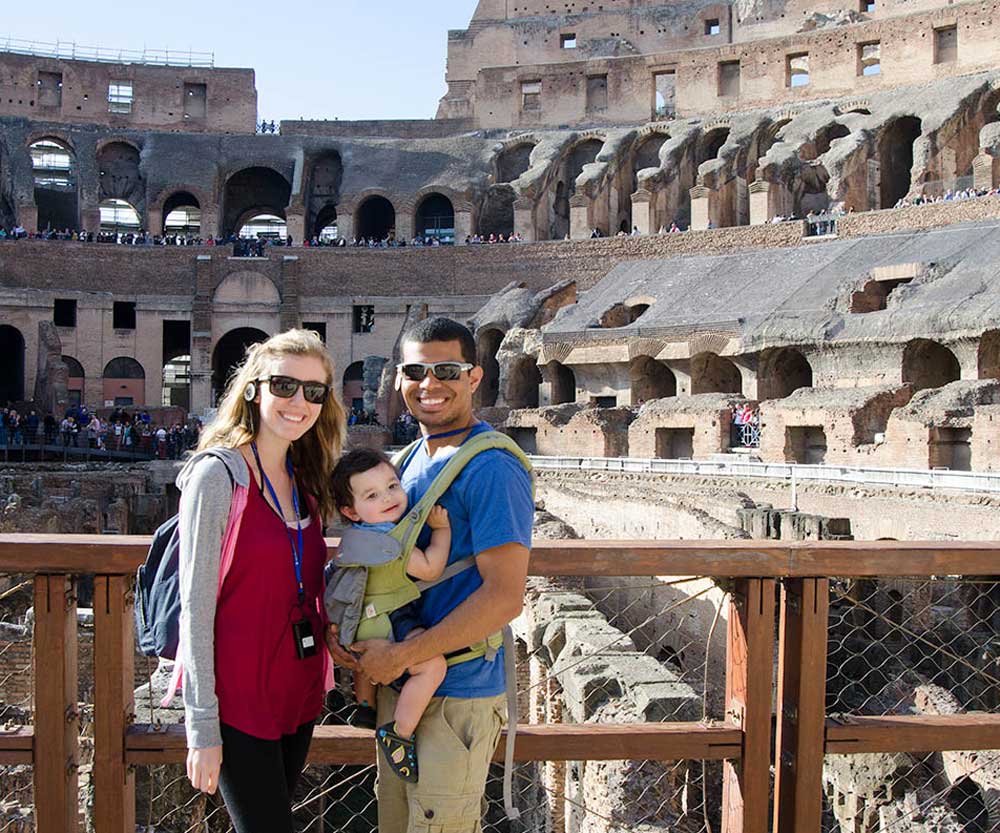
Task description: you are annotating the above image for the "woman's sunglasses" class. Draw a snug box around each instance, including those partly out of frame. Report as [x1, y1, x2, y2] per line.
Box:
[396, 361, 474, 382]
[258, 375, 330, 404]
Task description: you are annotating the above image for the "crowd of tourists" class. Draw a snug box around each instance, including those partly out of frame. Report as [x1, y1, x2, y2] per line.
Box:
[893, 185, 1000, 208]
[0, 403, 201, 459]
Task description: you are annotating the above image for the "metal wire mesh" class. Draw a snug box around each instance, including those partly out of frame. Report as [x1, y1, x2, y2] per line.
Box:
[0, 573, 33, 832]
[824, 576, 1000, 832]
[132, 572, 732, 832]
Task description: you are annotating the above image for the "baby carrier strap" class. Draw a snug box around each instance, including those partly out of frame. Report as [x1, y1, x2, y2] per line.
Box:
[388, 430, 534, 560]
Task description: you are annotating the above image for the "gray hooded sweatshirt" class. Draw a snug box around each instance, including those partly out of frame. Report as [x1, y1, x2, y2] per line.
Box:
[175, 446, 251, 749]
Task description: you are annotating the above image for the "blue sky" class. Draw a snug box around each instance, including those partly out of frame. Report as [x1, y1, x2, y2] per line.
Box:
[3, 0, 480, 122]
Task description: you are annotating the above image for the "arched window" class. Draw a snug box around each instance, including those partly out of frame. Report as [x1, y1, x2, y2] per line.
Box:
[103, 357, 145, 379]
[30, 138, 78, 231]
[99, 199, 141, 233]
[163, 191, 201, 235]
[415, 194, 455, 244]
[356, 196, 396, 241]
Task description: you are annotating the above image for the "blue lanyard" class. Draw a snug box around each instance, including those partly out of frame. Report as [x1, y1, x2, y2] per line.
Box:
[251, 442, 305, 606]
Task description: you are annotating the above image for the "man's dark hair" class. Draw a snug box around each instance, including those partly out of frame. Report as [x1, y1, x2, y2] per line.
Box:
[400, 317, 477, 365]
[330, 448, 397, 521]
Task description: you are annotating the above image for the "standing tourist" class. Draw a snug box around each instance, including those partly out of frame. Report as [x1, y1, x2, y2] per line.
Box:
[173, 329, 345, 833]
[329, 317, 533, 832]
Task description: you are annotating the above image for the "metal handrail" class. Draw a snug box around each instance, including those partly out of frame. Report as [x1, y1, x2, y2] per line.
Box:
[0, 35, 214, 67]
[528, 454, 1000, 494]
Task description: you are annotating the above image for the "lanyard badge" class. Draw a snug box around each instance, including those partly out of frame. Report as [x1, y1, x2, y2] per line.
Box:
[251, 443, 316, 660]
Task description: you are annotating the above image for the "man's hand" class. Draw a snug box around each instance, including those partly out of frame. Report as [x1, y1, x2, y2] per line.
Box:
[351, 638, 408, 685]
[187, 745, 222, 794]
[325, 624, 358, 670]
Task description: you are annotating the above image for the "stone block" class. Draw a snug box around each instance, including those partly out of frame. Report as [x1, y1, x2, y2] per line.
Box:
[558, 659, 623, 721]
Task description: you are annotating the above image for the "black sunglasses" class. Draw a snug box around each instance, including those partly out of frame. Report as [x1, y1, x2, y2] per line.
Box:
[258, 375, 330, 404]
[396, 361, 474, 382]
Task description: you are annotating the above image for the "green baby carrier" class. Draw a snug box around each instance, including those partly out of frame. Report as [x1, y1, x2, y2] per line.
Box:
[324, 430, 533, 820]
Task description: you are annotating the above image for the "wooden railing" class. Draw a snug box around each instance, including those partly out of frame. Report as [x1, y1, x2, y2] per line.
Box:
[2, 535, 1000, 833]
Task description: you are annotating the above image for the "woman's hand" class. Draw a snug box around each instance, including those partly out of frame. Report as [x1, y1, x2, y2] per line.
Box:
[187, 745, 223, 794]
[325, 624, 358, 669]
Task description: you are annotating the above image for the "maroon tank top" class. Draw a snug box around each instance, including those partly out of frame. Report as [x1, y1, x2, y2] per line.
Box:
[214, 480, 327, 739]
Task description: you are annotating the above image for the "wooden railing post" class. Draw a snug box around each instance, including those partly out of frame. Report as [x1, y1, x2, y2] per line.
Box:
[721, 578, 775, 833]
[773, 578, 830, 833]
[93, 575, 136, 833]
[33, 574, 78, 833]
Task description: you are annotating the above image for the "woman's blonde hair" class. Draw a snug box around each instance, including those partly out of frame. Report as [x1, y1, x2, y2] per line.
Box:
[199, 328, 346, 521]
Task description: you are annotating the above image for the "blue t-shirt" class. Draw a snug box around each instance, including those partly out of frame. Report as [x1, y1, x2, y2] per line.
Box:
[355, 520, 396, 533]
[401, 422, 533, 698]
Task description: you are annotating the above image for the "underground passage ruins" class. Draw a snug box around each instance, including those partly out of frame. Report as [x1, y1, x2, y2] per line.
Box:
[5, 0, 1000, 830]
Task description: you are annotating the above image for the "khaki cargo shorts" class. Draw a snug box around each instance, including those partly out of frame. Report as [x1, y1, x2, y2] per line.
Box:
[376, 686, 506, 832]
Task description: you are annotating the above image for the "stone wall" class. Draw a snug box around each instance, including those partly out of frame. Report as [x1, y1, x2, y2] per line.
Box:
[0, 51, 256, 133]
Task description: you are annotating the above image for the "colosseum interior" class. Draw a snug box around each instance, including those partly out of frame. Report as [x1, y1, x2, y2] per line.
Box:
[4, 0, 1000, 830]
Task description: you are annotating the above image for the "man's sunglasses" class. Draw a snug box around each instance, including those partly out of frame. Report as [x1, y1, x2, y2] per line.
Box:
[396, 361, 474, 382]
[258, 375, 330, 404]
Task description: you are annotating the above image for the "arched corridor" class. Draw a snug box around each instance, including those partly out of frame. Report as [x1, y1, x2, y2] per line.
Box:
[901, 339, 960, 391]
[31, 138, 78, 231]
[691, 352, 742, 395]
[356, 196, 396, 241]
[758, 348, 813, 400]
[415, 193, 455, 243]
[0, 326, 25, 404]
[546, 361, 576, 405]
[222, 167, 291, 237]
[212, 328, 269, 402]
[630, 356, 677, 402]
[879, 117, 922, 208]
[507, 357, 542, 408]
[477, 328, 504, 407]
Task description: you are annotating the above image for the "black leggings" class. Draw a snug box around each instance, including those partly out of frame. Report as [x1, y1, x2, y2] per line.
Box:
[218, 721, 314, 833]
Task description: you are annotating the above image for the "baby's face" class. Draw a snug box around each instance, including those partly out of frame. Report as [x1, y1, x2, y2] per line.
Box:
[345, 462, 408, 525]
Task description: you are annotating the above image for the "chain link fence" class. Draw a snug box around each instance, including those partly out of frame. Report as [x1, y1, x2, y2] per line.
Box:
[129, 571, 732, 832]
[824, 576, 1000, 831]
[0, 573, 34, 832]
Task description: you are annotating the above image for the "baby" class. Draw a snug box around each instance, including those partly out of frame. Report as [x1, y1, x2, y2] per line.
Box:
[329, 448, 450, 783]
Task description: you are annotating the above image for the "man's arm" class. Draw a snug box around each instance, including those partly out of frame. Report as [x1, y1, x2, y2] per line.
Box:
[353, 540, 529, 685]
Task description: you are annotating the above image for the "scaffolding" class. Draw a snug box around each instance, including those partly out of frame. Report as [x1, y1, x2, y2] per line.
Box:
[0, 36, 214, 67]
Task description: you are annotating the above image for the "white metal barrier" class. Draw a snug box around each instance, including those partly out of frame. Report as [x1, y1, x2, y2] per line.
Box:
[527, 455, 1000, 494]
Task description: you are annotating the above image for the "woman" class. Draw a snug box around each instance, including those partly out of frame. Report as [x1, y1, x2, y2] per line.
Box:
[175, 328, 345, 832]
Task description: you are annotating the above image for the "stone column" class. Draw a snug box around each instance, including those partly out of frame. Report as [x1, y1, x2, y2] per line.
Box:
[81, 204, 101, 235]
[973, 153, 999, 191]
[569, 194, 591, 240]
[200, 204, 219, 240]
[454, 205, 474, 245]
[513, 197, 535, 242]
[395, 210, 415, 243]
[337, 211, 353, 242]
[279, 256, 301, 331]
[664, 359, 692, 396]
[950, 339, 980, 381]
[189, 255, 215, 415]
[145, 206, 163, 236]
[18, 203, 38, 234]
[689, 185, 713, 231]
[284, 208, 305, 245]
[631, 189, 654, 235]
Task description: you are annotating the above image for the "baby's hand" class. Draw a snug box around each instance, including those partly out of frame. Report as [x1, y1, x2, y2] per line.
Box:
[427, 505, 450, 529]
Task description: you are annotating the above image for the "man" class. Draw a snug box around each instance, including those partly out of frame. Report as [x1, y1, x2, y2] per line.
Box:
[328, 317, 533, 832]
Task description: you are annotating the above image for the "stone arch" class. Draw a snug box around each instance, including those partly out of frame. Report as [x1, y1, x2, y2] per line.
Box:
[979, 330, 1000, 379]
[496, 142, 535, 183]
[507, 356, 542, 409]
[415, 193, 455, 243]
[477, 328, 504, 408]
[222, 167, 291, 237]
[478, 184, 516, 237]
[758, 347, 813, 400]
[799, 122, 850, 161]
[63, 354, 85, 405]
[213, 271, 281, 305]
[161, 190, 202, 234]
[550, 137, 604, 238]
[342, 361, 365, 411]
[0, 325, 25, 404]
[691, 352, 742, 395]
[211, 328, 269, 402]
[630, 356, 676, 402]
[103, 356, 145, 407]
[546, 361, 576, 405]
[355, 195, 396, 241]
[99, 199, 141, 233]
[97, 140, 144, 212]
[878, 116, 922, 209]
[902, 339, 960, 391]
[30, 136, 78, 231]
[631, 131, 669, 193]
[697, 126, 731, 166]
[795, 163, 831, 216]
[306, 151, 343, 239]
